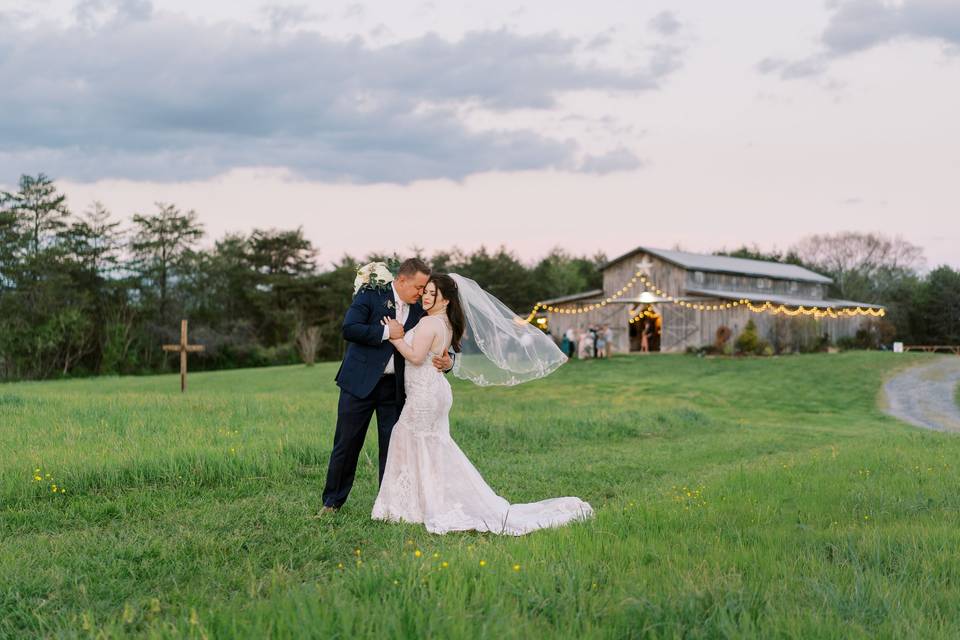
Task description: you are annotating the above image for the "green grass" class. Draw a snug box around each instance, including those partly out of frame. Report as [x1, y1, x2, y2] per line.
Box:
[2, 352, 959, 638]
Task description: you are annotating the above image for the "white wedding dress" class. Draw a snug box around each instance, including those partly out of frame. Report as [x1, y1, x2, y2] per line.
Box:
[372, 316, 593, 535]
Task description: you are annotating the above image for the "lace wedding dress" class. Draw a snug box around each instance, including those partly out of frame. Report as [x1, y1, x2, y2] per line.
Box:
[372, 316, 593, 535]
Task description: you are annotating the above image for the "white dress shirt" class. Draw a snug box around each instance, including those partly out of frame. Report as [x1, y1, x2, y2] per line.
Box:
[382, 283, 408, 375]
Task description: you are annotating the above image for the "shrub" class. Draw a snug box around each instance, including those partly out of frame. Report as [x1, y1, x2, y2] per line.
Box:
[735, 320, 761, 354]
[836, 336, 858, 351]
[714, 326, 732, 351]
[734, 320, 773, 356]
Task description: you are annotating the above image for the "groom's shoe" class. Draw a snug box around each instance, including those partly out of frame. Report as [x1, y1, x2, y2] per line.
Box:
[315, 505, 340, 518]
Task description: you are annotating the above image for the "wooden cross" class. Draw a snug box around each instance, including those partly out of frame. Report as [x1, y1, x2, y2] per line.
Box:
[162, 319, 205, 392]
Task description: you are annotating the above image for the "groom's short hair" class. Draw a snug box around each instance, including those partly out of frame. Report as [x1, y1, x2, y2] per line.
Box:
[397, 258, 431, 278]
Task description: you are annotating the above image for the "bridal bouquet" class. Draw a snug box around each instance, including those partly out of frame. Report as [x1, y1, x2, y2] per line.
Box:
[353, 261, 396, 295]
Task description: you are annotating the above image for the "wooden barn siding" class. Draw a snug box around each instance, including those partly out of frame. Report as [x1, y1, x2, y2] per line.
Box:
[545, 249, 865, 354]
[685, 308, 863, 351]
[604, 253, 687, 352]
[546, 304, 630, 353]
[690, 271, 827, 299]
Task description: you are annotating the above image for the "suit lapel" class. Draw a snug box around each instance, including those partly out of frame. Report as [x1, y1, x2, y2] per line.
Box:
[376, 288, 395, 321]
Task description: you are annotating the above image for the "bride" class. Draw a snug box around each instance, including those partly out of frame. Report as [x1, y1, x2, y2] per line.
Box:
[371, 273, 593, 536]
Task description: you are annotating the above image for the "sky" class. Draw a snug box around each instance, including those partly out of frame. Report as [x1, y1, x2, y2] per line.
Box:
[1, 0, 958, 268]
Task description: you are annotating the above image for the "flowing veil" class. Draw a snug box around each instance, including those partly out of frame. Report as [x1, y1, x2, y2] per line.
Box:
[449, 274, 568, 386]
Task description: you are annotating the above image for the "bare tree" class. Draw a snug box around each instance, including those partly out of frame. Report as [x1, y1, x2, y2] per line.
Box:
[296, 322, 322, 366]
[791, 232, 925, 301]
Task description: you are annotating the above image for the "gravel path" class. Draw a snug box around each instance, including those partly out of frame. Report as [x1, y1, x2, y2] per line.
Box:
[882, 356, 960, 432]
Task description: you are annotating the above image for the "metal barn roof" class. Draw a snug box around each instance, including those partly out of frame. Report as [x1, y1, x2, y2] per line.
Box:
[603, 246, 833, 285]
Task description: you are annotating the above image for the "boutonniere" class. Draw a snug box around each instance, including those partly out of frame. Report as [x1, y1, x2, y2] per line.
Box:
[384, 299, 396, 311]
[354, 260, 399, 295]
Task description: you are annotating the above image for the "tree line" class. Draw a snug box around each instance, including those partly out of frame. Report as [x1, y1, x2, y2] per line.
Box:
[2, 174, 957, 380]
[0, 174, 604, 380]
[718, 233, 959, 349]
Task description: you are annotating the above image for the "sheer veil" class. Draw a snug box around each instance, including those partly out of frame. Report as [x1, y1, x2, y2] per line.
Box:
[449, 274, 567, 386]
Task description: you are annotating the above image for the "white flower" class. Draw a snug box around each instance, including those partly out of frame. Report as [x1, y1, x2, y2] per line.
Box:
[353, 261, 395, 294]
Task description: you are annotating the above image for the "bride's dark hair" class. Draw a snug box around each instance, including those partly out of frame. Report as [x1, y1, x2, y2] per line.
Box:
[427, 273, 465, 353]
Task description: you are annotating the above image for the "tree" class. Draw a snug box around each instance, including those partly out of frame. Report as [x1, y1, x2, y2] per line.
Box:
[130, 203, 204, 322]
[531, 248, 606, 304]
[914, 266, 960, 344]
[61, 202, 124, 277]
[791, 232, 924, 303]
[714, 244, 808, 267]
[0, 174, 70, 261]
[246, 228, 318, 346]
[448, 246, 537, 313]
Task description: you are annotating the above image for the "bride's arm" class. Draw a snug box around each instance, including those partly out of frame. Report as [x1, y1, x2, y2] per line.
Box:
[389, 317, 438, 366]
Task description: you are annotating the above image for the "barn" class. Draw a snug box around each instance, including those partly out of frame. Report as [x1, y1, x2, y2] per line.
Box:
[538, 246, 885, 354]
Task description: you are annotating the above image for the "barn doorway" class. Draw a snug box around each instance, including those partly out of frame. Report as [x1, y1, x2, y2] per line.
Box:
[629, 306, 661, 352]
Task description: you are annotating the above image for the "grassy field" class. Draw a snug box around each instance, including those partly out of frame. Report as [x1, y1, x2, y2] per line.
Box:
[2, 352, 959, 639]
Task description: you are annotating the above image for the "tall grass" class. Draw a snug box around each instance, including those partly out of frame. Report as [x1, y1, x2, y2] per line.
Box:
[2, 352, 959, 638]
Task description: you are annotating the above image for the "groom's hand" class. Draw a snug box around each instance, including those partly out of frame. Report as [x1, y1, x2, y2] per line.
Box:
[432, 353, 453, 372]
[383, 317, 405, 340]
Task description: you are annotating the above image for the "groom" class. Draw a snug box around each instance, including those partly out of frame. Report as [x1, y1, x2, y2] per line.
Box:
[320, 258, 452, 512]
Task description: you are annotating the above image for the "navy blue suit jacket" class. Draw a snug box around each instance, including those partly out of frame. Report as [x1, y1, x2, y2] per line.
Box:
[335, 287, 425, 401]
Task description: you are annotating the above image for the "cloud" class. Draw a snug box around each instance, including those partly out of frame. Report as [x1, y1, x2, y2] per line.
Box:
[73, 0, 152, 27]
[759, 0, 960, 80]
[579, 147, 643, 174]
[343, 3, 365, 20]
[648, 11, 682, 36]
[0, 4, 681, 184]
[261, 4, 325, 31]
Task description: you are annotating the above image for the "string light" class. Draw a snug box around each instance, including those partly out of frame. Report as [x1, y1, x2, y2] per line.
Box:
[523, 270, 646, 322]
[525, 269, 885, 322]
[628, 306, 659, 324]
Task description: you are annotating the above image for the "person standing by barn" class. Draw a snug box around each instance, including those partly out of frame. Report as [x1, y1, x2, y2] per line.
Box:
[603, 325, 614, 358]
[564, 327, 577, 357]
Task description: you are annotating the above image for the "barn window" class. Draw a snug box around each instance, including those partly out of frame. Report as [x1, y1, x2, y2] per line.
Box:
[694, 270, 705, 284]
[789, 281, 798, 293]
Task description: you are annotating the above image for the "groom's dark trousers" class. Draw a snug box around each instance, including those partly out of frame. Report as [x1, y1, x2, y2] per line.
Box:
[322, 287, 423, 509]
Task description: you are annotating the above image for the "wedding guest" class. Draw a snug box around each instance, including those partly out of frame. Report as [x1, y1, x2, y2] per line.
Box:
[640, 320, 652, 353]
[578, 328, 593, 359]
[595, 325, 607, 359]
[603, 325, 614, 358]
[564, 327, 577, 357]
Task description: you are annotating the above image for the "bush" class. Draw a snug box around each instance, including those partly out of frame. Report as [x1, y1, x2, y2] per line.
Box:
[735, 320, 759, 354]
[734, 319, 772, 356]
[835, 319, 897, 351]
[836, 336, 858, 351]
[714, 326, 732, 351]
